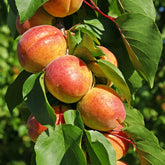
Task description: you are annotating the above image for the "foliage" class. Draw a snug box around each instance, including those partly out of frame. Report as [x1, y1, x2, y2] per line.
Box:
[0, 0, 165, 164]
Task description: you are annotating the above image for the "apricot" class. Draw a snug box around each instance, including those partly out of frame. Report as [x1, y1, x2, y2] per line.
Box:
[117, 161, 128, 165]
[27, 104, 68, 142]
[43, 0, 83, 17]
[88, 46, 118, 86]
[103, 124, 130, 160]
[16, 7, 54, 35]
[77, 85, 126, 131]
[17, 25, 67, 73]
[44, 55, 93, 103]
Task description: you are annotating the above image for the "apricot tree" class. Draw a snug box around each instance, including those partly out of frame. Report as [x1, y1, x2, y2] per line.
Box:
[5, 0, 165, 164]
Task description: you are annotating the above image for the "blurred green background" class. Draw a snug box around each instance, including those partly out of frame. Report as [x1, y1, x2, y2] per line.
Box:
[0, 0, 165, 164]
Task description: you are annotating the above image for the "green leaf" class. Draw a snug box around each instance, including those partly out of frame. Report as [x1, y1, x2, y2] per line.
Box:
[123, 126, 165, 165]
[22, 72, 56, 126]
[74, 34, 105, 63]
[5, 70, 31, 114]
[15, 0, 48, 23]
[75, 19, 104, 44]
[35, 125, 86, 165]
[67, 30, 82, 55]
[96, 16, 143, 94]
[98, 59, 131, 104]
[64, 110, 85, 130]
[124, 104, 145, 127]
[7, 0, 19, 39]
[117, 0, 156, 20]
[61, 125, 86, 165]
[85, 130, 116, 165]
[35, 126, 65, 165]
[116, 13, 162, 88]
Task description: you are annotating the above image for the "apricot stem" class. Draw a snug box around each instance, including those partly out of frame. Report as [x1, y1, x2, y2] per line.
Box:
[109, 131, 137, 150]
[83, 0, 120, 31]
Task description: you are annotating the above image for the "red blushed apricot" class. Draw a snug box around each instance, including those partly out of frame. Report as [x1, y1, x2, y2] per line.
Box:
[43, 0, 83, 17]
[44, 55, 93, 104]
[16, 7, 54, 35]
[103, 124, 130, 160]
[27, 104, 69, 142]
[17, 25, 67, 73]
[77, 85, 126, 131]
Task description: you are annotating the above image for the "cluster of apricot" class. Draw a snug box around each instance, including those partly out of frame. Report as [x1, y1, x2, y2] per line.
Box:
[16, 1, 129, 164]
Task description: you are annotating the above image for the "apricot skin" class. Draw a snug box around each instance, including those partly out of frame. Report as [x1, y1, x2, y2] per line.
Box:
[16, 7, 54, 35]
[77, 85, 126, 131]
[103, 124, 130, 160]
[17, 25, 67, 73]
[27, 104, 68, 142]
[117, 161, 128, 165]
[44, 55, 93, 103]
[43, 0, 83, 17]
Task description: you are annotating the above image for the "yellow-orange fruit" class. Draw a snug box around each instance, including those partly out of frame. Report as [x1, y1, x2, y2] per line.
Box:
[44, 55, 93, 103]
[16, 7, 54, 35]
[43, 0, 83, 17]
[88, 46, 118, 86]
[117, 160, 128, 165]
[77, 85, 126, 131]
[103, 124, 130, 160]
[17, 25, 67, 73]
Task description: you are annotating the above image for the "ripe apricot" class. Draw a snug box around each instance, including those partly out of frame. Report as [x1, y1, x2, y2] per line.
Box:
[16, 7, 54, 35]
[43, 0, 83, 17]
[17, 25, 67, 73]
[77, 85, 126, 131]
[44, 55, 93, 103]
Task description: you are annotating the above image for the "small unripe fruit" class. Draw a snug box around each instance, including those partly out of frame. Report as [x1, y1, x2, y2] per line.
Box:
[16, 7, 54, 35]
[27, 104, 68, 142]
[103, 124, 130, 160]
[43, 0, 83, 17]
[17, 25, 67, 73]
[44, 55, 93, 103]
[77, 85, 126, 131]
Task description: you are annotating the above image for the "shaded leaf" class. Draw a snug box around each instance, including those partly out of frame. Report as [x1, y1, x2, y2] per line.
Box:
[98, 59, 131, 104]
[116, 13, 162, 87]
[23, 72, 56, 126]
[7, 0, 19, 39]
[5, 70, 31, 114]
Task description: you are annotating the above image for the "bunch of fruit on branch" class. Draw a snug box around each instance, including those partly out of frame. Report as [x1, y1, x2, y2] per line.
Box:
[15, 0, 131, 164]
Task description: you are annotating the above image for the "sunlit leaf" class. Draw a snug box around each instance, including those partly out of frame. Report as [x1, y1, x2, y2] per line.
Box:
[35, 125, 86, 165]
[15, 0, 48, 22]
[123, 126, 165, 165]
[117, 0, 156, 20]
[98, 59, 131, 104]
[85, 130, 116, 165]
[64, 110, 85, 130]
